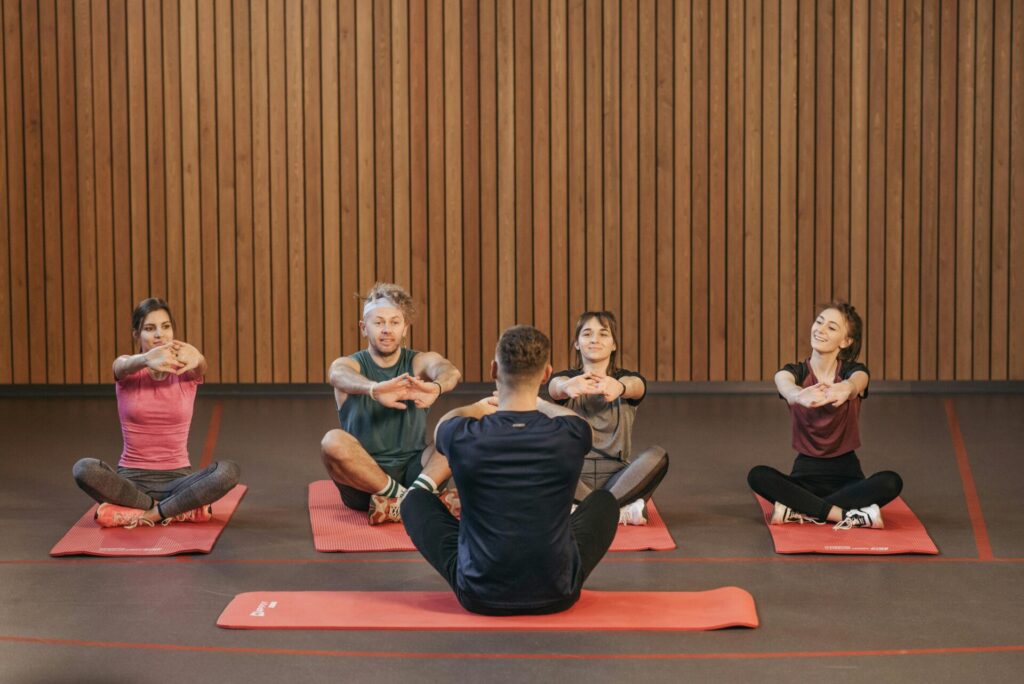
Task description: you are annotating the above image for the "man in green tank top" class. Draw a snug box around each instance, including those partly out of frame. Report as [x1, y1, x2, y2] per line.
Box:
[321, 282, 462, 524]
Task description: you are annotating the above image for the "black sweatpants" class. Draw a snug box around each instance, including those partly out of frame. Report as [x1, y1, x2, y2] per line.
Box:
[747, 451, 903, 521]
[401, 488, 618, 616]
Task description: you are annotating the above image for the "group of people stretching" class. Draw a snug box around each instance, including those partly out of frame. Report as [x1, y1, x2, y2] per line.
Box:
[72, 282, 902, 616]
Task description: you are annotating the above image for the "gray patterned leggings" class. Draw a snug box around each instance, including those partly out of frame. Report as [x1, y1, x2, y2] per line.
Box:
[72, 458, 240, 519]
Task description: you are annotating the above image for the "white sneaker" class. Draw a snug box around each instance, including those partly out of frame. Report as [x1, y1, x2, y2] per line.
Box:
[769, 501, 825, 526]
[618, 499, 647, 526]
[833, 503, 885, 530]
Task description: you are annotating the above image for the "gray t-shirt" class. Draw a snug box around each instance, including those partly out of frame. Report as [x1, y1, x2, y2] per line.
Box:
[549, 368, 647, 463]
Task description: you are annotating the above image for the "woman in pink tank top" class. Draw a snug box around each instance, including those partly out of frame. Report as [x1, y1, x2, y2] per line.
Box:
[71, 298, 239, 529]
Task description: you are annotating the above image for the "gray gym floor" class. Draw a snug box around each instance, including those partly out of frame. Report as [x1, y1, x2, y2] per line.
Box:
[1, 390, 1022, 682]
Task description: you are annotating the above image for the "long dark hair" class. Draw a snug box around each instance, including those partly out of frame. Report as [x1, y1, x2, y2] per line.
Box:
[818, 300, 862, 363]
[131, 298, 175, 342]
[571, 310, 620, 373]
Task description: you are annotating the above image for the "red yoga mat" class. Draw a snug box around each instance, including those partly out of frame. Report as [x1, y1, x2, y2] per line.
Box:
[49, 485, 247, 557]
[217, 587, 758, 631]
[308, 480, 676, 553]
[754, 494, 938, 555]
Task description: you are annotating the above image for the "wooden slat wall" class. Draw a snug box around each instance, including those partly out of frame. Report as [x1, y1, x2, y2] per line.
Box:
[2, 0, 1023, 383]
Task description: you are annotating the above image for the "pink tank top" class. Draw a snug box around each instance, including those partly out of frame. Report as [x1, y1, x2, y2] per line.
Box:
[116, 368, 202, 470]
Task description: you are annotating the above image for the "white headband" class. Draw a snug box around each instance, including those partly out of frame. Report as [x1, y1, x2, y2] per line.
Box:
[362, 297, 402, 317]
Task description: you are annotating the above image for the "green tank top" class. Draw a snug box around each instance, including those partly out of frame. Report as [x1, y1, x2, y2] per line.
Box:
[337, 348, 427, 468]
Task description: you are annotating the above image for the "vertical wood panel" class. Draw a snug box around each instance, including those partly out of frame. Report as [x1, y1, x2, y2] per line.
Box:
[849, 0, 868, 350]
[937, 0, 956, 379]
[339, 0, 360, 355]
[0, 1, 10, 383]
[742, 0, 762, 379]
[426, 0, 446, 347]
[833, 0, 851, 302]
[674, 0, 692, 380]
[884, 0, 903, 376]
[550, 0, 568, 371]
[866, 0, 885, 375]
[567, 0, 584, 336]
[109, 0, 132, 356]
[619, 0, 637, 371]
[691, 0, 709, 380]
[374, 0, 393, 282]
[514, 0, 532, 324]
[144, 0, 166, 303]
[268, 0, 290, 380]
[286, 0, 305, 379]
[232, 0, 254, 382]
[602, 0, 620, 341]
[163, 0, 184, 344]
[584, 0, 601, 311]
[956, 0, 976, 378]
[462, 0, 481, 374]
[73, 0, 98, 382]
[215, 0, 237, 381]
[903, 0, 922, 380]
[655, 0, 673, 380]
[321, 0, 340, 375]
[251, 0, 273, 381]
[990, 0, 1010, 380]
[815, 0, 832, 311]
[532, 0, 550, 353]
[725, 0, 743, 380]
[444, 0, 463, 371]
[778, 0, 797, 366]
[180, 0, 202, 354]
[708, 0, 725, 379]
[40, 0, 62, 383]
[973, 0, 993, 380]
[392, 0, 410, 292]
[761, 0, 779, 377]
[197, 0, 219, 380]
[22, 0, 45, 382]
[796, 0, 814, 361]
[919, 0, 939, 379]
[303, 0, 323, 380]
[638, 0, 655, 378]
[478, 0, 497, 372]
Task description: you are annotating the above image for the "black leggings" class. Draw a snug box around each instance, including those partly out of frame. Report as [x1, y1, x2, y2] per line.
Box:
[747, 452, 903, 521]
[401, 488, 618, 616]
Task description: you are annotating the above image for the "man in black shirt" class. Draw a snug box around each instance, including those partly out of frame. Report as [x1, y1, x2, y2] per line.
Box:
[401, 325, 619, 615]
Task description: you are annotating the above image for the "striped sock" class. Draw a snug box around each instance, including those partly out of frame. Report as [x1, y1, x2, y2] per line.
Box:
[375, 476, 402, 498]
[410, 474, 439, 495]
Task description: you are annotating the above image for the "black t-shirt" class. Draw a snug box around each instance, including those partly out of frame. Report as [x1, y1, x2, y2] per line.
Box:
[435, 410, 593, 613]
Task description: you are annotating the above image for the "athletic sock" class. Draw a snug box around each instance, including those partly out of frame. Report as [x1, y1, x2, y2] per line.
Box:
[375, 476, 402, 498]
[410, 474, 439, 495]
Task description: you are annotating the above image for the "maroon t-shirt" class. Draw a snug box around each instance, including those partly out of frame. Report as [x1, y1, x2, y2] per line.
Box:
[782, 360, 869, 458]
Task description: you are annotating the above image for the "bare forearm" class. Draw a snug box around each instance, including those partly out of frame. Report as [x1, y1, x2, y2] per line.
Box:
[619, 376, 645, 400]
[113, 354, 147, 381]
[328, 362, 373, 394]
[429, 363, 462, 393]
[547, 377, 570, 400]
[535, 397, 579, 419]
[774, 371, 802, 404]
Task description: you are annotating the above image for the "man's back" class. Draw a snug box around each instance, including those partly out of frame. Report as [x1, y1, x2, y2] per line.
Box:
[436, 410, 592, 614]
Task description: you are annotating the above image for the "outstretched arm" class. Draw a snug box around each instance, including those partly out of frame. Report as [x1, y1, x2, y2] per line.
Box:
[775, 370, 829, 408]
[432, 395, 498, 446]
[407, 351, 463, 408]
[328, 357, 412, 410]
[112, 345, 183, 381]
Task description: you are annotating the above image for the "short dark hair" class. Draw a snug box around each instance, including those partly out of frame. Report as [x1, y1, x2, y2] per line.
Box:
[817, 300, 862, 363]
[495, 325, 550, 385]
[131, 298, 175, 336]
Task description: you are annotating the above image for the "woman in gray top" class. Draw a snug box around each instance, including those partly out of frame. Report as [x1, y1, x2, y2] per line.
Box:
[548, 311, 669, 525]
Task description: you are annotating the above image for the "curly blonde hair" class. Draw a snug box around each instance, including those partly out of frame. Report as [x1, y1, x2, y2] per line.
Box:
[359, 282, 417, 323]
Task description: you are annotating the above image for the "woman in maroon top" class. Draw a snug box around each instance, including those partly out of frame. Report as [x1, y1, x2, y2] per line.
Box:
[747, 301, 902, 529]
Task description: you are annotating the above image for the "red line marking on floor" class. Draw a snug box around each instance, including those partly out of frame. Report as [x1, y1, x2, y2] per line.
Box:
[6, 556, 1024, 567]
[2, 634, 1022, 661]
[943, 398, 994, 561]
[198, 401, 224, 469]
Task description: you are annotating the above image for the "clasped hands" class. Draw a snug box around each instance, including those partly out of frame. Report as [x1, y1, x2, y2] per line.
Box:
[369, 373, 442, 409]
[144, 341, 202, 375]
[562, 371, 625, 402]
[794, 380, 855, 409]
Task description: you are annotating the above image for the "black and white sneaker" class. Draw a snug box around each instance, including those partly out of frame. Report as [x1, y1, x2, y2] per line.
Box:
[833, 504, 884, 530]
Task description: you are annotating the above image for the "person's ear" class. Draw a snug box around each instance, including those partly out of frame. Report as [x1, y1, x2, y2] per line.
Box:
[490, 359, 498, 380]
[359, 320, 367, 338]
[540, 363, 553, 384]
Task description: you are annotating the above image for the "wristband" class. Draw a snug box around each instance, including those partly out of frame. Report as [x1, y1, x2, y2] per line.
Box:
[616, 378, 627, 394]
[368, 382, 379, 401]
[432, 381, 443, 395]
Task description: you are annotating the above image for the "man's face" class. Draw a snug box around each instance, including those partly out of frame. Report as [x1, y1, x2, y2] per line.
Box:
[360, 305, 408, 356]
